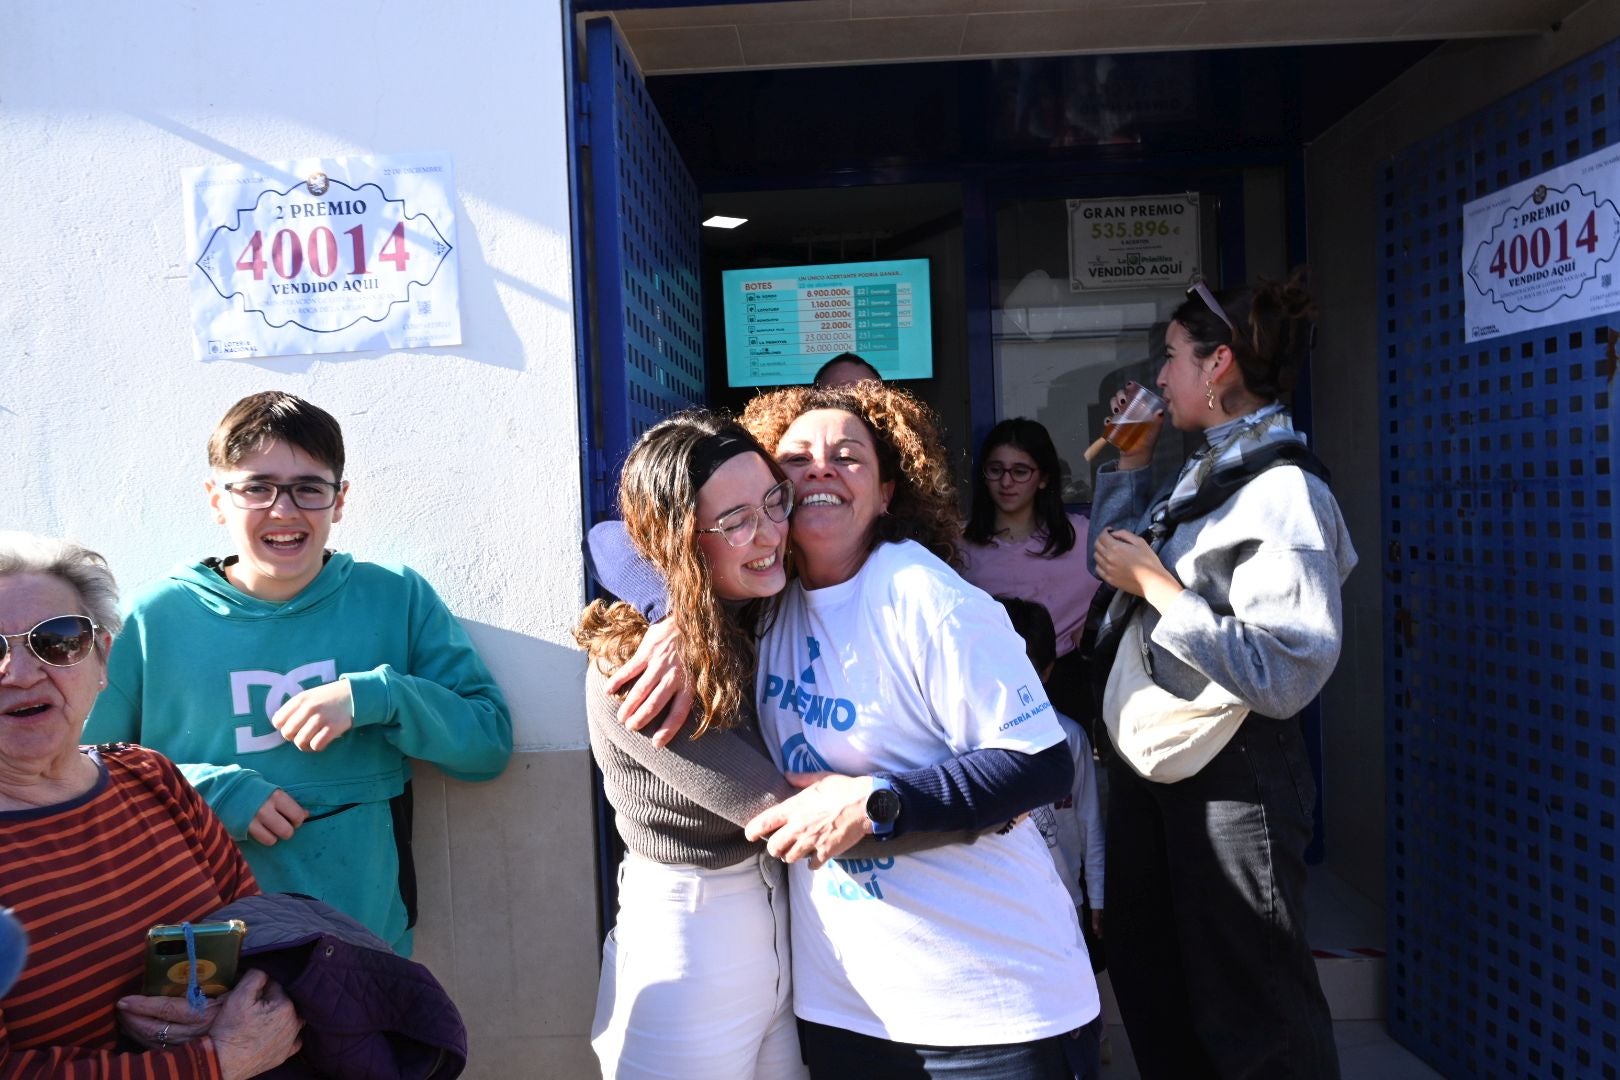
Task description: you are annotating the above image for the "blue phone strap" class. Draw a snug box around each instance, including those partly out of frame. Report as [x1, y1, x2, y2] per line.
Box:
[181, 922, 208, 1012]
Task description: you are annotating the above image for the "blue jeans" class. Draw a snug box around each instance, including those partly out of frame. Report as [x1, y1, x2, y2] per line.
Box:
[1104, 717, 1339, 1079]
[800, 1019, 1079, 1079]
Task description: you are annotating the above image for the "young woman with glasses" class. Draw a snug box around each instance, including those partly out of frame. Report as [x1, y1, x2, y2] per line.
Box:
[576, 412, 804, 1079]
[959, 418, 1101, 728]
[577, 412, 967, 1079]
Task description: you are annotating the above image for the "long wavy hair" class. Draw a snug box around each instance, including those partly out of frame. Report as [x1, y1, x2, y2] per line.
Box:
[573, 412, 783, 738]
[962, 418, 1075, 557]
[740, 383, 962, 569]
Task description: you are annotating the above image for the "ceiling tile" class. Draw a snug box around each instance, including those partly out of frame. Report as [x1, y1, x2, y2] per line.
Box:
[617, 0, 1596, 76]
[1397, 0, 1580, 37]
[852, 0, 1114, 17]
[1180, 0, 1416, 46]
[615, 0, 848, 31]
[623, 25, 747, 72]
[739, 15, 969, 66]
[959, 3, 1201, 56]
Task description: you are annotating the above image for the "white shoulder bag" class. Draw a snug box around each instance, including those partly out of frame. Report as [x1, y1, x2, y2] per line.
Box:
[1102, 617, 1250, 783]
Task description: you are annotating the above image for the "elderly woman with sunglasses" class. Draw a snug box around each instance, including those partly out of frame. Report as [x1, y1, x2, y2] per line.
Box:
[0, 532, 301, 1080]
[1088, 276, 1357, 1078]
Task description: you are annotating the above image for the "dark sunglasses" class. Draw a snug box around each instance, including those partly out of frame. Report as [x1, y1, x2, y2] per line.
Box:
[0, 615, 103, 668]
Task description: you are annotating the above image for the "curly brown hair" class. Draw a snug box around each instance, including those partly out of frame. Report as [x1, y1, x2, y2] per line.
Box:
[739, 383, 963, 569]
[572, 411, 783, 738]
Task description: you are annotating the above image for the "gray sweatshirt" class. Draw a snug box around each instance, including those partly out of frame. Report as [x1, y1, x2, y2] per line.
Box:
[1089, 460, 1358, 720]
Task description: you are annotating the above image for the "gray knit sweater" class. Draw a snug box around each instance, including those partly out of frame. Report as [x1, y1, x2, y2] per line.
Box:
[587, 664, 792, 868]
[1089, 459, 1358, 719]
[586, 664, 982, 867]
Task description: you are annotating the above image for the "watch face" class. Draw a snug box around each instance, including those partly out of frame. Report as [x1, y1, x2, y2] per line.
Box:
[867, 787, 902, 826]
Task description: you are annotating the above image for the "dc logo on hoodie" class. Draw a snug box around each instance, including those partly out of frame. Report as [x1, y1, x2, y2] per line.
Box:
[230, 660, 337, 753]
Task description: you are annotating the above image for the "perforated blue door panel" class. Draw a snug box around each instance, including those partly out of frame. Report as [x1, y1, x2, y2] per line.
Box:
[584, 18, 705, 513]
[1380, 40, 1620, 1079]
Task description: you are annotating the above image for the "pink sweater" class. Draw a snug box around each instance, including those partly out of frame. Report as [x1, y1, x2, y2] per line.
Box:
[955, 513, 1100, 657]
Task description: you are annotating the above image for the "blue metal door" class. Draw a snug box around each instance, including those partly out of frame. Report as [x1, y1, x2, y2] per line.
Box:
[573, 16, 708, 939]
[1380, 38, 1620, 1077]
[578, 16, 706, 522]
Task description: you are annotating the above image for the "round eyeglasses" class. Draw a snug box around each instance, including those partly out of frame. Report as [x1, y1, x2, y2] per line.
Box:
[0, 615, 103, 669]
[983, 462, 1038, 483]
[698, 480, 794, 548]
[222, 480, 342, 511]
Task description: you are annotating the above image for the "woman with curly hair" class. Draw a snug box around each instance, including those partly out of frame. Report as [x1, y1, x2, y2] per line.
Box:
[591, 384, 1098, 1079]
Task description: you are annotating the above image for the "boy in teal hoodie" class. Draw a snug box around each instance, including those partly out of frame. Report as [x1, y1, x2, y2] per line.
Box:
[86, 391, 513, 954]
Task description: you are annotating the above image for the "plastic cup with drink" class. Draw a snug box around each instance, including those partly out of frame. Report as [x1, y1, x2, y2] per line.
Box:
[1084, 385, 1166, 462]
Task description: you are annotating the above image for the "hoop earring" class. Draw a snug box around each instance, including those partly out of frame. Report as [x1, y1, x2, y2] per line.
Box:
[1204, 381, 1217, 410]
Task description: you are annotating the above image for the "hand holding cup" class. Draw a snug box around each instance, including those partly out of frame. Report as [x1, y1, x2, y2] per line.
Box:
[1085, 384, 1166, 463]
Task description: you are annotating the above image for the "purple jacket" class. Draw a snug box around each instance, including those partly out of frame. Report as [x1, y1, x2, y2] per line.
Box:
[210, 893, 467, 1079]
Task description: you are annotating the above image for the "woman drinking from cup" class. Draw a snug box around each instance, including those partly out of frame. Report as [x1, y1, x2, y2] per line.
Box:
[1089, 275, 1357, 1078]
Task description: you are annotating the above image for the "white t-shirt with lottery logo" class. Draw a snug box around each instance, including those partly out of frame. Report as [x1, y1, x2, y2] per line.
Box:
[756, 540, 1098, 1045]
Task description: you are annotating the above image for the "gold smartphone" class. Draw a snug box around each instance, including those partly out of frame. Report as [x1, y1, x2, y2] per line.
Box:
[142, 920, 246, 998]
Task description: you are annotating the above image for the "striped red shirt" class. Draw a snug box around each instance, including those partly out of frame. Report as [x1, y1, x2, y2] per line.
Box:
[1, 745, 256, 1079]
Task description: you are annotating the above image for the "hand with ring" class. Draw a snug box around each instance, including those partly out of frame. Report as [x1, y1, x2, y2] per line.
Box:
[116, 993, 223, 1050]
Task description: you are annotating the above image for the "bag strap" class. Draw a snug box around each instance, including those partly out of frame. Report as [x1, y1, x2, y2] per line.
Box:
[1160, 441, 1331, 530]
[1083, 442, 1333, 661]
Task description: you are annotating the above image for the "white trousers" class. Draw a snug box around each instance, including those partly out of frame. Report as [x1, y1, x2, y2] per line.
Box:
[591, 851, 808, 1080]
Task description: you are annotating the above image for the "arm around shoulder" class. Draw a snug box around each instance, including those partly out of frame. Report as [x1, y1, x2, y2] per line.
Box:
[586, 664, 794, 825]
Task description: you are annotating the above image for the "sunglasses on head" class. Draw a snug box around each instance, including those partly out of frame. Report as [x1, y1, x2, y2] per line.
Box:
[0, 615, 103, 669]
[1187, 281, 1237, 336]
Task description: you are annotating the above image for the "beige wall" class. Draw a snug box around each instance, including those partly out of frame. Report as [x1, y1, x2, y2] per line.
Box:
[4, 1, 602, 1071]
[1305, 0, 1620, 906]
[412, 754, 601, 1078]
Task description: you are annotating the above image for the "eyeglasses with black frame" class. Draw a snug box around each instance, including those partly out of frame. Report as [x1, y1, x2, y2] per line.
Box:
[698, 479, 794, 548]
[222, 480, 343, 511]
[0, 615, 103, 669]
[982, 462, 1038, 483]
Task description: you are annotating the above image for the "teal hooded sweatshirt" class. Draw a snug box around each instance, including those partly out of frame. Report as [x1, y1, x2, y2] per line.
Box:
[85, 553, 513, 953]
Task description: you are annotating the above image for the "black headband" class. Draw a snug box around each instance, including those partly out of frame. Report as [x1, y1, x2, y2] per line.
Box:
[688, 431, 758, 491]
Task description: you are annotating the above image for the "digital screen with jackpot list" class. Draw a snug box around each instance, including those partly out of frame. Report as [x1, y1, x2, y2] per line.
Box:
[720, 259, 933, 387]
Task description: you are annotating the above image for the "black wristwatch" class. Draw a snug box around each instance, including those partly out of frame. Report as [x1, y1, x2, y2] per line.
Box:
[865, 776, 901, 839]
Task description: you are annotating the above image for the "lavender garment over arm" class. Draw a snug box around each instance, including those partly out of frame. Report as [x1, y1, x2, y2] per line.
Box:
[585, 520, 669, 622]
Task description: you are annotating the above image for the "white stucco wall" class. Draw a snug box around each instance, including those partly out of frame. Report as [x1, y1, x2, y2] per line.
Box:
[2, 0, 586, 752]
